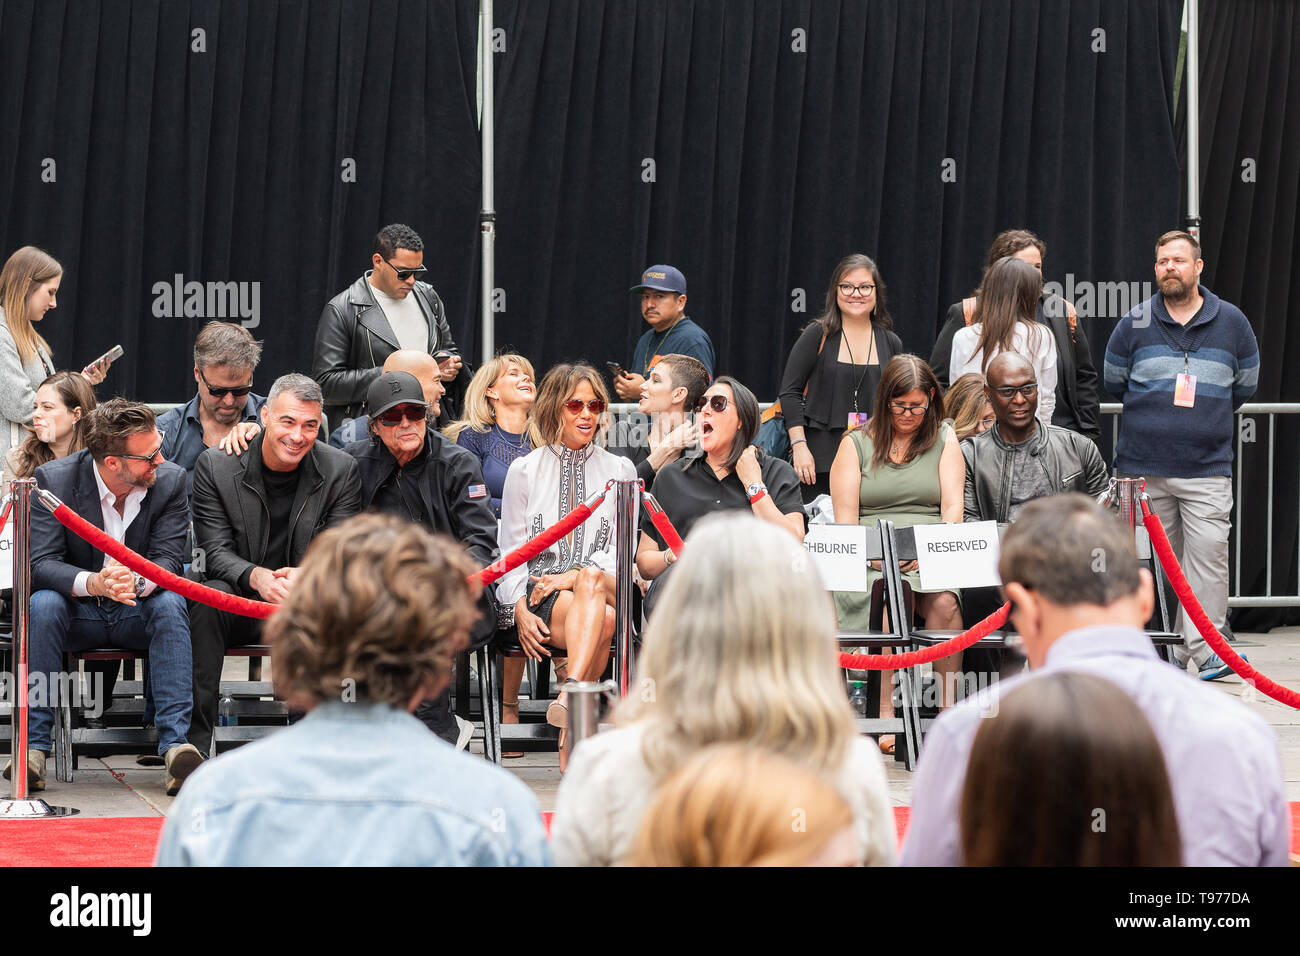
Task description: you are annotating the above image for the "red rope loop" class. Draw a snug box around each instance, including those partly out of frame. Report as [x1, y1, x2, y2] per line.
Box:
[641, 491, 685, 556]
[838, 602, 1010, 670]
[472, 484, 614, 587]
[1140, 500, 1300, 710]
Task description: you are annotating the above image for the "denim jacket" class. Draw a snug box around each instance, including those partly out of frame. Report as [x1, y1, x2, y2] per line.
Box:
[155, 701, 551, 866]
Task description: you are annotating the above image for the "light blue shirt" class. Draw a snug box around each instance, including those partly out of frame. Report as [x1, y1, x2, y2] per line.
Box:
[155, 701, 551, 866]
[900, 625, 1290, 867]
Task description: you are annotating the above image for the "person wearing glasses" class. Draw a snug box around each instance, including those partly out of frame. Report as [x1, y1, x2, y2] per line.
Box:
[778, 254, 905, 503]
[187, 374, 361, 759]
[830, 355, 965, 743]
[7, 400, 200, 795]
[947, 256, 1058, 429]
[157, 321, 267, 497]
[497, 363, 636, 771]
[313, 223, 467, 426]
[345, 371, 499, 750]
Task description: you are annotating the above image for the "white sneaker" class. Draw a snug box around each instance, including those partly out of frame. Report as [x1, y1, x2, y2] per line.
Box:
[454, 715, 474, 752]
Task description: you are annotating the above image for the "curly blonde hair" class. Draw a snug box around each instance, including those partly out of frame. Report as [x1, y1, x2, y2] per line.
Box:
[267, 513, 479, 709]
[442, 352, 543, 447]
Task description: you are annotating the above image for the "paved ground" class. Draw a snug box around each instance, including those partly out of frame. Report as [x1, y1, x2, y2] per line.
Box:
[8, 628, 1300, 818]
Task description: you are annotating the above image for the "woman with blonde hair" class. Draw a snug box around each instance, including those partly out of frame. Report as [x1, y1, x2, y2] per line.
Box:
[944, 372, 995, 441]
[628, 745, 859, 867]
[551, 511, 895, 866]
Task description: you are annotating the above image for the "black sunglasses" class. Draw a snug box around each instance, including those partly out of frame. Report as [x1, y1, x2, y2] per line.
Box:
[993, 383, 1039, 400]
[199, 369, 253, 399]
[697, 394, 731, 413]
[384, 259, 428, 282]
[376, 403, 427, 427]
[115, 431, 166, 463]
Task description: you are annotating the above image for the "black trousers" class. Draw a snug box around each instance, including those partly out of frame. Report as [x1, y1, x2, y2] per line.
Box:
[187, 580, 263, 753]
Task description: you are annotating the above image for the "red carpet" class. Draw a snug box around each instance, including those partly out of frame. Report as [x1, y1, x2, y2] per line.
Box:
[0, 804, 1295, 866]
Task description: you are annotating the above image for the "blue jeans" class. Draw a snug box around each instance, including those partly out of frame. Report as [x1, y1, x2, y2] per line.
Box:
[27, 589, 192, 754]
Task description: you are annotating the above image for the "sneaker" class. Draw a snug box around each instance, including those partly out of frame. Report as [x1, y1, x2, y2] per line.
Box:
[453, 715, 474, 752]
[163, 743, 204, 796]
[2, 749, 46, 792]
[1198, 653, 1243, 682]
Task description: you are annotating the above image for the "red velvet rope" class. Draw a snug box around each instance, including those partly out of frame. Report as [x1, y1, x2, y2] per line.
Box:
[838, 602, 1011, 670]
[47, 502, 277, 619]
[472, 489, 611, 587]
[0, 496, 11, 537]
[1140, 500, 1300, 710]
[641, 494, 685, 556]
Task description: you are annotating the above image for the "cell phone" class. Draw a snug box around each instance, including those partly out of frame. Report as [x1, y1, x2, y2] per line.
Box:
[83, 344, 124, 373]
[606, 361, 626, 378]
[433, 350, 453, 362]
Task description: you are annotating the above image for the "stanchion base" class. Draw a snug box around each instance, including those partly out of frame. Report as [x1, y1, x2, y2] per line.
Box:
[0, 799, 80, 818]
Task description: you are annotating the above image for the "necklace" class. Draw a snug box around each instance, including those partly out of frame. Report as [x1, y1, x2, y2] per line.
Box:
[493, 424, 528, 451]
[642, 317, 684, 374]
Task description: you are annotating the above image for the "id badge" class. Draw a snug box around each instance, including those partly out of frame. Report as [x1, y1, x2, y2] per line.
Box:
[846, 412, 870, 431]
[1174, 373, 1197, 408]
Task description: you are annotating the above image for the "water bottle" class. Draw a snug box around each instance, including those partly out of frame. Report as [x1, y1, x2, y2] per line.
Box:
[848, 681, 869, 718]
[218, 694, 238, 727]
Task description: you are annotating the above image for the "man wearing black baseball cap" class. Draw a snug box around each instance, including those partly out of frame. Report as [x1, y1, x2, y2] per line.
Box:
[614, 264, 716, 401]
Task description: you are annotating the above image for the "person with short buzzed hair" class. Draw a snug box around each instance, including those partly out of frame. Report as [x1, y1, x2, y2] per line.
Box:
[328, 348, 446, 447]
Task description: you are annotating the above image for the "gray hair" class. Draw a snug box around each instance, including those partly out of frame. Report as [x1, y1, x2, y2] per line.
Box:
[193, 321, 263, 372]
[267, 373, 323, 408]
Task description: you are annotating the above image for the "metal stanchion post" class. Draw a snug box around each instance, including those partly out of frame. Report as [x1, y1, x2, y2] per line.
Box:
[564, 680, 618, 762]
[2, 478, 77, 817]
[612, 479, 639, 698]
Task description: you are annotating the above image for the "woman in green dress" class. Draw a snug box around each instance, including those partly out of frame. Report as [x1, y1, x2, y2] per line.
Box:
[831, 355, 965, 751]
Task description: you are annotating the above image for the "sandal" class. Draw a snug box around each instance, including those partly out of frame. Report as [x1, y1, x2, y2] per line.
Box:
[552, 658, 570, 682]
[501, 700, 523, 759]
[877, 734, 896, 756]
[546, 696, 568, 730]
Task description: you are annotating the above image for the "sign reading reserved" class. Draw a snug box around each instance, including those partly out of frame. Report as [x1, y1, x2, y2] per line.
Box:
[913, 521, 1001, 590]
[802, 523, 869, 592]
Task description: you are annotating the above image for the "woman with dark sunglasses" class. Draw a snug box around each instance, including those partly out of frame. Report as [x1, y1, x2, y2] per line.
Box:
[497, 362, 636, 771]
[635, 377, 805, 617]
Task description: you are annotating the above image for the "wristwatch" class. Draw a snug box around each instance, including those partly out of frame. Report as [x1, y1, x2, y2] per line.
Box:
[132, 572, 147, 598]
[746, 481, 768, 504]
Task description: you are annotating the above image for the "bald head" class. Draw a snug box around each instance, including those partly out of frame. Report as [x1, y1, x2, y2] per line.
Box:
[985, 351, 1035, 388]
[383, 350, 445, 414]
[984, 351, 1038, 434]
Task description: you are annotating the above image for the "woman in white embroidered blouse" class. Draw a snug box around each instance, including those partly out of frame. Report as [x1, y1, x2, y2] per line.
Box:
[497, 363, 635, 769]
[949, 256, 1057, 427]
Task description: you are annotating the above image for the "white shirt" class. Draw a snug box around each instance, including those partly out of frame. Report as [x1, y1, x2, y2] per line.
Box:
[369, 282, 429, 353]
[496, 443, 636, 608]
[71, 464, 158, 598]
[950, 320, 1058, 427]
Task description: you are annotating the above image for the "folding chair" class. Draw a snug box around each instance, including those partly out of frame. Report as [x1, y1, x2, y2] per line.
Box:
[1135, 525, 1184, 661]
[55, 648, 154, 782]
[209, 645, 290, 756]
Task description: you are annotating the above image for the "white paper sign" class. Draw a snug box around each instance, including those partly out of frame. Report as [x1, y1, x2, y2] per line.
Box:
[913, 521, 1001, 590]
[0, 513, 11, 590]
[802, 523, 869, 592]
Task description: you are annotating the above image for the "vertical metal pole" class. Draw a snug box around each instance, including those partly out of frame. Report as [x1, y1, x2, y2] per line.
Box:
[1184, 0, 1201, 241]
[10, 480, 32, 800]
[612, 480, 638, 697]
[565, 680, 617, 761]
[478, 0, 496, 362]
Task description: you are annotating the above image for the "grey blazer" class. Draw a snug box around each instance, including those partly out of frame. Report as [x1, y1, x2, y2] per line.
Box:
[0, 308, 54, 448]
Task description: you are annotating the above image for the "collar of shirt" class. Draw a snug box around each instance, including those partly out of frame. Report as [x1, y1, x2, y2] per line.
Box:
[91, 461, 148, 538]
[1043, 624, 1159, 668]
[181, 392, 262, 426]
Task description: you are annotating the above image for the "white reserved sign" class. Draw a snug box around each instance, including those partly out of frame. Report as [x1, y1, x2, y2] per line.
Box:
[802, 523, 869, 592]
[913, 521, 1001, 590]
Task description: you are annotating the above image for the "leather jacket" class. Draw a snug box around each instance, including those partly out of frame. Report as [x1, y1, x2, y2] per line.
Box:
[312, 273, 468, 425]
[961, 423, 1109, 523]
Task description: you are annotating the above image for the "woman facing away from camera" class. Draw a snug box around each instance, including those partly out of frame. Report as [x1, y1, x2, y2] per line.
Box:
[551, 511, 896, 867]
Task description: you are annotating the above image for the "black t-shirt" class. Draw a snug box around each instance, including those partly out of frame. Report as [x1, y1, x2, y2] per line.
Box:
[371, 452, 432, 526]
[643, 451, 804, 547]
[262, 467, 301, 571]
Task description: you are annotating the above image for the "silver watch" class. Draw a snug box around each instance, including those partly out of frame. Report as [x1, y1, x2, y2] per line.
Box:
[746, 481, 767, 499]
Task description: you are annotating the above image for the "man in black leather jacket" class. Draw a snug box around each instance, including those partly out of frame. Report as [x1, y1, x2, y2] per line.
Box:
[312, 223, 468, 425]
[961, 353, 1108, 523]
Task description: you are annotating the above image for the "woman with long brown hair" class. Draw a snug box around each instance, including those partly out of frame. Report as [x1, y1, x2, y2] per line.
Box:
[4, 371, 97, 483]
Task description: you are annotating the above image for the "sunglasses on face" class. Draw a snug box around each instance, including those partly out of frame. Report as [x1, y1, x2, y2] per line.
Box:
[377, 403, 427, 426]
[563, 399, 607, 415]
[696, 394, 730, 413]
[385, 259, 428, 282]
[993, 383, 1039, 400]
[199, 370, 253, 399]
[115, 431, 166, 463]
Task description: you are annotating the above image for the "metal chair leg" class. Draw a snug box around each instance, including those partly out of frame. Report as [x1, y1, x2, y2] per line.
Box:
[481, 646, 501, 764]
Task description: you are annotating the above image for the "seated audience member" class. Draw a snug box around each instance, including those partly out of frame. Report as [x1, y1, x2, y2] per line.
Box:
[636, 376, 803, 616]
[346, 371, 499, 749]
[607, 353, 708, 486]
[4, 400, 200, 795]
[329, 348, 446, 448]
[948, 257, 1057, 428]
[943, 372, 994, 442]
[961, 671, 1181, 866]
[187, 374, 361, 756]
[497, 362, 636, 771]
[5, 371, 95, 484]
[155, 514, 550, 866]
[901, 494, 1290, 867]
[627, 745, 858, 867]
[551, 513, 896, 867]
[962, 352, 1108, 523]
[930, 228, 1101, 442]
[157, 321, 267, 495]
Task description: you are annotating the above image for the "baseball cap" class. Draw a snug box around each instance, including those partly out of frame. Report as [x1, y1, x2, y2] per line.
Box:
[366, 371, 428, 418]
[630, 264, 687, 295]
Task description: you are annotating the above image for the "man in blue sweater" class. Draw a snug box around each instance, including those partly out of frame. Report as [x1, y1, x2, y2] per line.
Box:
[1104, 230, 1259, 680]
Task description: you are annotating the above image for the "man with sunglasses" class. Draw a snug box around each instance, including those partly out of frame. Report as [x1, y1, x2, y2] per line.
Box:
[313, 223, 468, 427]
[960, 352, 1107, 524]
[158, 321, 267, 498]
[344, 371, 498, 750]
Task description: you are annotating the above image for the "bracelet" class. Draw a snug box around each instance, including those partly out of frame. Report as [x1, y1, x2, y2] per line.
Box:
[748, 488, 769, 505]
[664, 549, 675, 567]
[790, 437, 807, 446]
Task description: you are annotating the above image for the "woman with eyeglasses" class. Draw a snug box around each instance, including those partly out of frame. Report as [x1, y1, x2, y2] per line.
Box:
[497, 363, 635, 771]
[831, 355, 965, 750]
[0, 247, 110, 451]
[635, 377, 805, 617]
[944, 373, 995, 442]
[777, 254, 904, 503]
[948, 256, 1057, 428]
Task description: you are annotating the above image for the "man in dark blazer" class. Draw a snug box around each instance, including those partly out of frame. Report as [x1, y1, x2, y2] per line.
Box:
[188, 373, 361, 754]
[6, 400, 200, 795]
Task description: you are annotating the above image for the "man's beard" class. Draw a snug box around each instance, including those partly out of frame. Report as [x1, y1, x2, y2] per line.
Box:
[1160, 276, 1191, 301]
[124, 470, 157, 490]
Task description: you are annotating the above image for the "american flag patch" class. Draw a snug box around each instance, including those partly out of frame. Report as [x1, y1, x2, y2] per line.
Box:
[468, 483, 488, 499]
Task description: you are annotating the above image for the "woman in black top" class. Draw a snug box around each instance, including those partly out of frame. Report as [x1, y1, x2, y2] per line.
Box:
[779, 254, 904, 503]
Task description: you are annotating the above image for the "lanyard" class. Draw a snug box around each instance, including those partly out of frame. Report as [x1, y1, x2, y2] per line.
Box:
[843, 328, 878, 411]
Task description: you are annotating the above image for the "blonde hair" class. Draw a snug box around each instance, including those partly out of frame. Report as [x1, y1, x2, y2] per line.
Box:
[442, 353, 544, 447]
[0, 246, 58, 365]
[627, 745, 854, 866]
[945, 372, 989, 441]
[618, 512, 856, 778]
